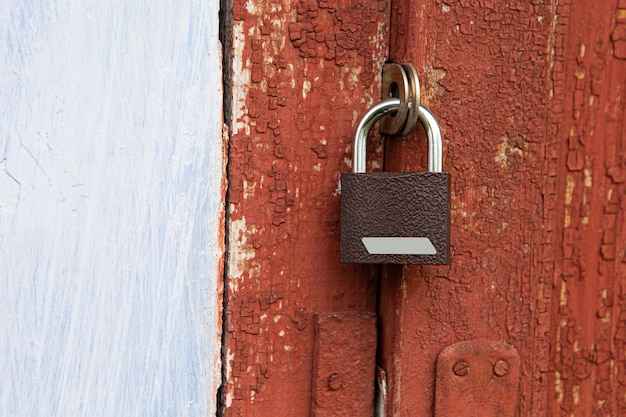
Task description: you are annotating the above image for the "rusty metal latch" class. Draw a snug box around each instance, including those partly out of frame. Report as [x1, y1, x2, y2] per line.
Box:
[310, 313, 377, 417]
[435, 340, 521, 417]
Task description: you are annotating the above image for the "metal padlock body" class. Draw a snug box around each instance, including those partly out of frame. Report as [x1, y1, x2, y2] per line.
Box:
[341, 172, 450, 264]
[340, 100, 450, 264]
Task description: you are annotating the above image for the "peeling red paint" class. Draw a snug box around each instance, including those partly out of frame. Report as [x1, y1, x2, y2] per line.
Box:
[548, 1, 626, 415]
[222, 0, 626, 415]
[381, 0, 556, 414]
[379, 0, 626, 416]
[222, 0, 388, 415]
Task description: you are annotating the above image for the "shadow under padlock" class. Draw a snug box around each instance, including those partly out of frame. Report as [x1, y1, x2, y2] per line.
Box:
[340, 98, 451, 264]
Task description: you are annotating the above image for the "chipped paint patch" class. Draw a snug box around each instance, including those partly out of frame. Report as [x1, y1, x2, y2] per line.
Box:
[302, 80, 311, 99]
[422, 66, 446, 103]
[572, 384, 580, 405]
[246, 0, 261, 15]
[555, 372, 564, 402]
[228, 217, 258, 290]
[494, 136, 524, 168]
[583, 168, 592, 187]
[231, 21, 251, 136]
[560, 280, 568, 306]
[565, 174, 575, 205]
[242, 179, 257, 200]
[333, 176, 342, 197]
[224, 347, 236, 407]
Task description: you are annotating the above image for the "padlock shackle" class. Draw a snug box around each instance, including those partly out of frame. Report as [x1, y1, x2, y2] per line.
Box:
[418, 105, 443, 173]
[353, 98, 401, 173]
[353, 100, 443, 173]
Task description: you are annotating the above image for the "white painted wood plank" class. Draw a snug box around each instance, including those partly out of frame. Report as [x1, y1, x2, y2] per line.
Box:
[0, 2, 223, 416]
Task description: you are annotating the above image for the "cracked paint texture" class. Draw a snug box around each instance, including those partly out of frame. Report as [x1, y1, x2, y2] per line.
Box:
[223, 0, 626, 416]
[223, 0, 388, 415]
[379, 1, 626, 416]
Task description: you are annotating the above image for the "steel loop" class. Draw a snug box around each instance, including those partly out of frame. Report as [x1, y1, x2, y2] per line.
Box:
[353, 100, 443, 173]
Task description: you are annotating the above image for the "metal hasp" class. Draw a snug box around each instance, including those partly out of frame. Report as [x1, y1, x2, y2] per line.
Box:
[380, 63, 420, 136]
[310, 313, 377, 417]
[435, 340, 521, 417]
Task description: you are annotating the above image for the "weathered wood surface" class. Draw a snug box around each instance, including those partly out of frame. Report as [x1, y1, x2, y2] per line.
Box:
[222, 0, 626, 416]
[381, 0, 626, 416]
[0, 2, 224, 416]
[547, 2, 626, 415]
[222, 0, 388, 414]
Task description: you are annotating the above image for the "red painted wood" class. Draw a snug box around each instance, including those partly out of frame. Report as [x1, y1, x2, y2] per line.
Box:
[221, 1, 388, 415]
[547, 1, 626, 415]
[381, 2, 557, 415]
[380, 0, 626, 416]
[222, 0, 626, 415]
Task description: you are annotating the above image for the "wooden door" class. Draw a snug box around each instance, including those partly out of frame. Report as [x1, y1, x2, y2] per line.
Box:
[221, 0, 626, 416]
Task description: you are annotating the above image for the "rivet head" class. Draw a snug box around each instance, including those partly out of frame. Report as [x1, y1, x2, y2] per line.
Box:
[493, 360, 509, 377]
[328, 373, 343, 390]
[452, 360, 469, 377]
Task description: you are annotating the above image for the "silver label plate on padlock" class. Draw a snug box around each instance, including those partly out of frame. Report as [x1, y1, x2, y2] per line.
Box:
[361, 237, 437, 255]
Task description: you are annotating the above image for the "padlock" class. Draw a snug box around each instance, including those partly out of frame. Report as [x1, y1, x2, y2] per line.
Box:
[340, 98, 450, 264]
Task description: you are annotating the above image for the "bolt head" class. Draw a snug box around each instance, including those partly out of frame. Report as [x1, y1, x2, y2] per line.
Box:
[328, 373, 343, 390]
[452, 360, 469, 376]
[493, 359, 509, 377]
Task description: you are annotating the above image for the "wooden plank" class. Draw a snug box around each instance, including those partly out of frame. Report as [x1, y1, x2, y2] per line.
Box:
[547, 1, 626, 415]
[380, 0, 626, 416]
[0, 2, 224, 415]
[221, 0, 390, 415]
[380, 0, 558, 415]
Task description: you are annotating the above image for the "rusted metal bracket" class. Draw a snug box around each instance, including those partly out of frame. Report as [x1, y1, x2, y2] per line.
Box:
[310, 313, 377, 417]
[435, 340, 521, 417]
